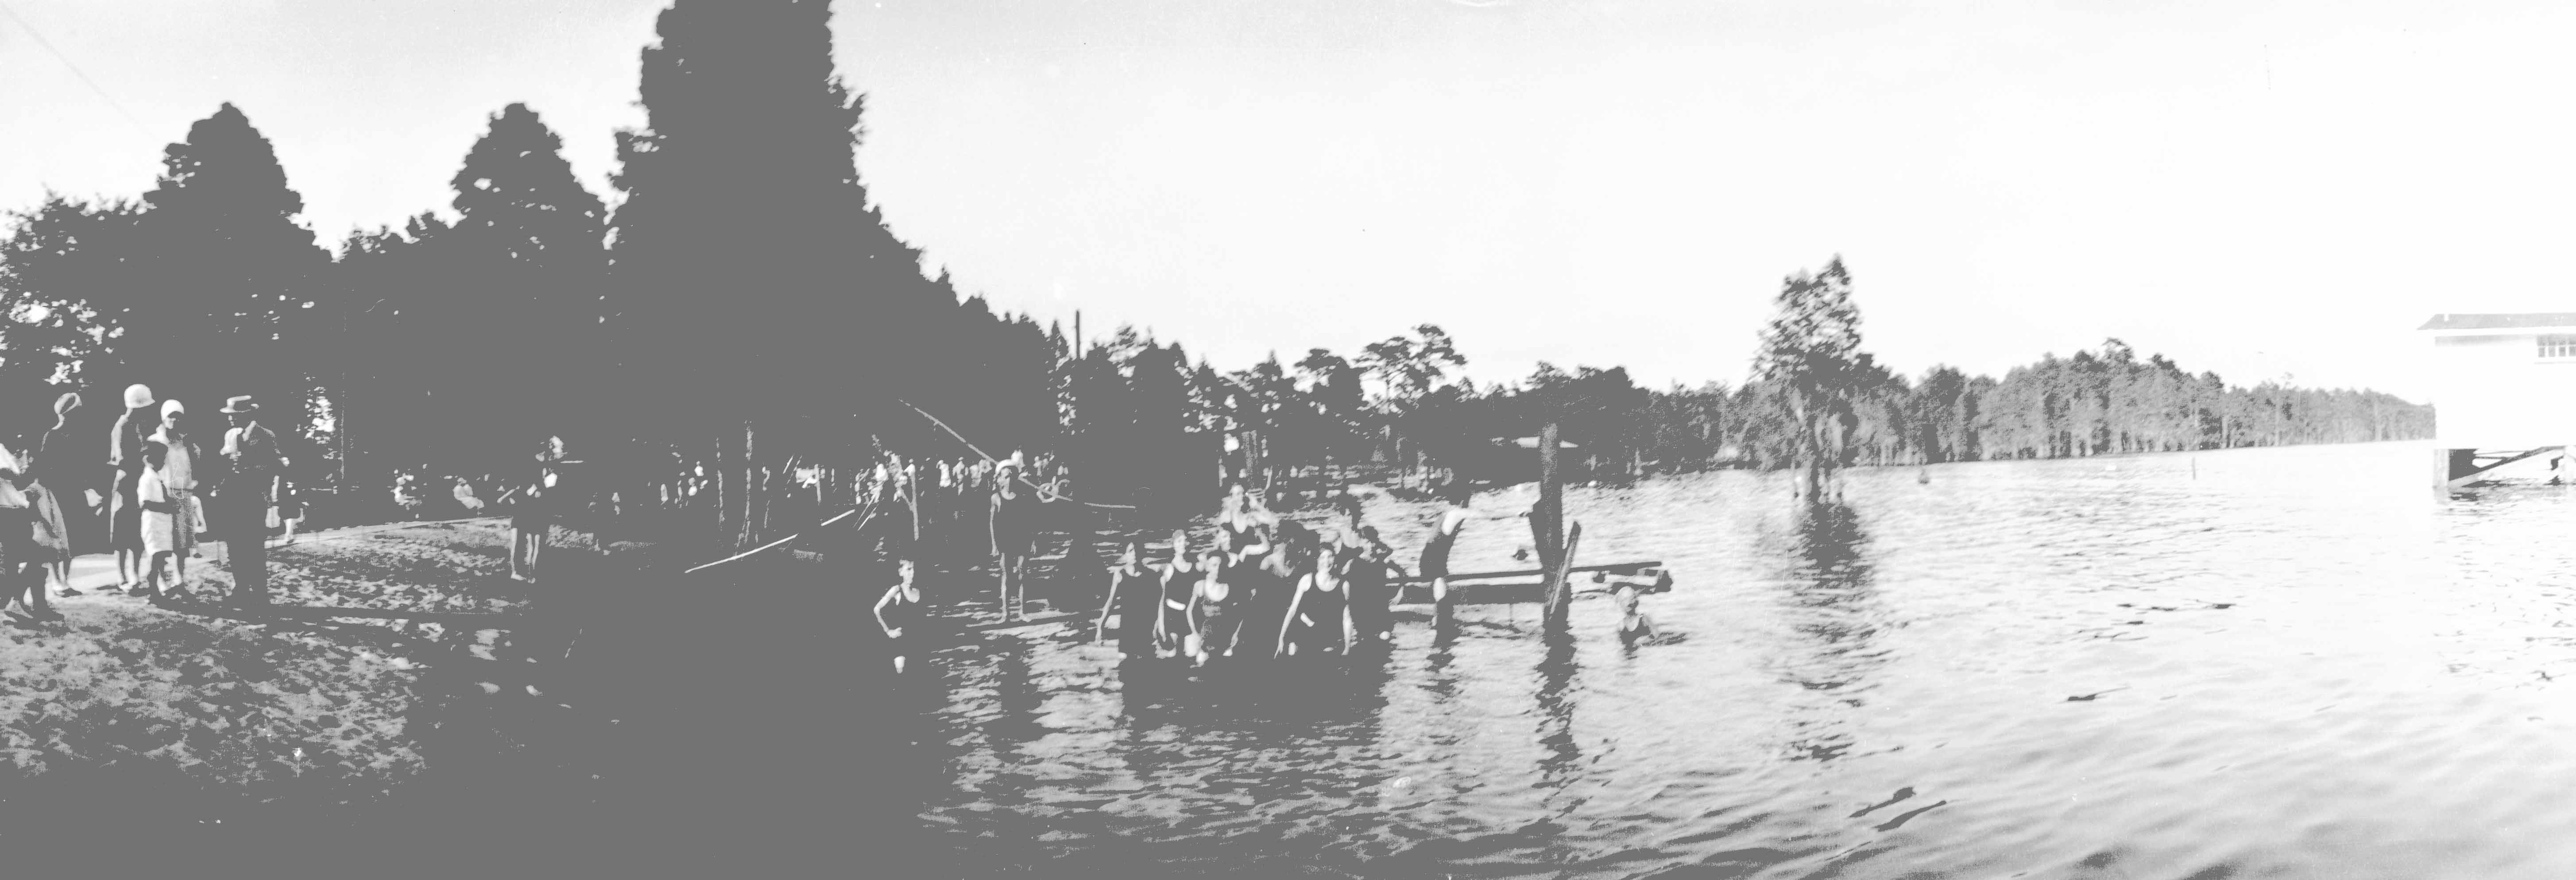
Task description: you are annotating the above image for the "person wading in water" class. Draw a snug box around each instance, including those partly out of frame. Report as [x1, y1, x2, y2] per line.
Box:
[989, 458, 1043, 620]
[1186, 547, 1237, 667]
[1421, 483, 1473, 606]
[1276, 528, 1354, 660]
[1093, 540, 1156, 660]
[872, 553, 922, 675]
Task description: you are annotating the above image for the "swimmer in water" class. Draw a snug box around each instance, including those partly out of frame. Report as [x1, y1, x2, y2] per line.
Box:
[1614, 583, 1660, 645]
[1095, 540, 1155, 659]
[1187, 548, 1238, 665]
[1155, 529, 1198, 658]
[1276, 529, 1353, 660]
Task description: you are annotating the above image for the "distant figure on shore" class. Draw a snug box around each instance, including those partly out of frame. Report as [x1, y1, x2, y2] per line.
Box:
[509, 435, 565, 584]
[216, 395, 284, 608]
[453, 477, 484, 513]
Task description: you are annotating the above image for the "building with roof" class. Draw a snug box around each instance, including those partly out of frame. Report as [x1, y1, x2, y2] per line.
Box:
[2419, 313, 2576, 486]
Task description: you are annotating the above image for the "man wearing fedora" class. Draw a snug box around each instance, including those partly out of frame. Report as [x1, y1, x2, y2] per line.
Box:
[215, 395, 285, 608]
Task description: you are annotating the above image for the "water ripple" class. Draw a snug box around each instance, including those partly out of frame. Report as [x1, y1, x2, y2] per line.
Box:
[907, 443, 2576, 878]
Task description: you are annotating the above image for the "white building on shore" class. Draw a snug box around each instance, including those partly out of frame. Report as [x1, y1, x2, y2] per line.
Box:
[2419, 312, 2576, 486]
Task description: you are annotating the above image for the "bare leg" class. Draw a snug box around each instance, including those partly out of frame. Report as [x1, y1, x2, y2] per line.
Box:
[509, 529, 527, 580]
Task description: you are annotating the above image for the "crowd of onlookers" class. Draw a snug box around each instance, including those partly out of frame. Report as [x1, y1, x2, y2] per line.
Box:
[0, 383, 293, 627]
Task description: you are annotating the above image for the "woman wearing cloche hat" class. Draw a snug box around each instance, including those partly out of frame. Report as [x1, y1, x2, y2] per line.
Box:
[107, 384, 156, 588]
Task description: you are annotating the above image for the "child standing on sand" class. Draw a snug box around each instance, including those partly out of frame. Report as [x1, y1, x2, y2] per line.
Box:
[137, 442, 178, 602]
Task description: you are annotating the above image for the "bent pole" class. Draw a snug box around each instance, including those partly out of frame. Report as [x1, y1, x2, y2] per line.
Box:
[683, 506, 872, 575]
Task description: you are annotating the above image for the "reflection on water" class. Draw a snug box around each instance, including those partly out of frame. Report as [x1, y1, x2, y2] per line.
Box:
[1765, 501, 1885, 766]
[899, 443, 2576, 879]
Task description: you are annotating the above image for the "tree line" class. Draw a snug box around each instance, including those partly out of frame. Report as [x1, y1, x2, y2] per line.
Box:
[0, 0, 2433, 544]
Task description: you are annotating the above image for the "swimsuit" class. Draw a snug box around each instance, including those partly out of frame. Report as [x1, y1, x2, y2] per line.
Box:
[1285, 573, 1347, 657]
[1157, 566, 1195, 651]
[1420, 528, 1455, 581]
[1110, 566, 1157, 657]
[1195, 578, 1239, 658]
[1344, 552, 1391, 643]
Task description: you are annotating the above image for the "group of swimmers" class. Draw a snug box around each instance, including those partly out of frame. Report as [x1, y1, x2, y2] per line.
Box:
[1088, 482, 1422, 666]
[864, 475, 1674, 677]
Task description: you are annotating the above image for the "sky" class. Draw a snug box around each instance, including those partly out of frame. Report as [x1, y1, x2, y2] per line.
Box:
[6, 0, 2575, 405]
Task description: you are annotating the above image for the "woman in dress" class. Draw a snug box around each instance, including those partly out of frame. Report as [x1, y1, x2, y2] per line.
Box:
[147, 399, 204, 596]
[108, 384, 155, 589]
[23, 393, 77, 602]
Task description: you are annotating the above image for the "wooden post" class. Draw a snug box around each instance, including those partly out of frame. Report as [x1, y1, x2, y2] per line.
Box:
[2435, 448, 2473, 487]
[1535, 422, 1564, 568]
[1544, 523, 1583, 624]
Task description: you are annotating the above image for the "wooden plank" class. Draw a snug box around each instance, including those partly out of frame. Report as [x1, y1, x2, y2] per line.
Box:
[958, 610, 1091, 634]
[188, 603, 524, 627]
[1393, 574, 1669, 606]
[1390, 560, 1660, 586]
[2446, 446, 2563, 487]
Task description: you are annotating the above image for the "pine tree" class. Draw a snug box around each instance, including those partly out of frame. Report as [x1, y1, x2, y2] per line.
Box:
[114, 103, 330, 430]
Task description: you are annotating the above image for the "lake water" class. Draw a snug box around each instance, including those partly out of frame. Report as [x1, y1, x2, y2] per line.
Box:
[886, 441, 2576, 879]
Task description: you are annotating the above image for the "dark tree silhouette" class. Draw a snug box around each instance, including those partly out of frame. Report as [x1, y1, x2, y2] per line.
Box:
[104, 104, 330, 439]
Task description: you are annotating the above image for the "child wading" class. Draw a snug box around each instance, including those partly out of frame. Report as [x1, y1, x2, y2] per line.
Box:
[873, 557, 923, 675]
